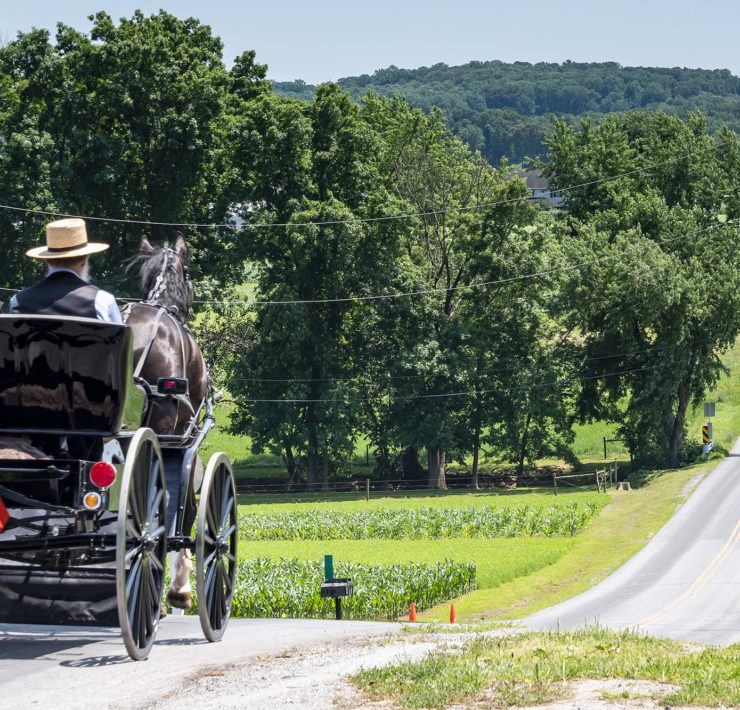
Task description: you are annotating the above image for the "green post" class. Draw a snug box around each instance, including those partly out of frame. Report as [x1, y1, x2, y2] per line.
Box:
[324, 554, 334, 581]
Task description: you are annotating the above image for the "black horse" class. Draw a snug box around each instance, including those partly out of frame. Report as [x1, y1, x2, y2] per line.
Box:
[124, 233, 206, 609]
[124, 234, 207, 436]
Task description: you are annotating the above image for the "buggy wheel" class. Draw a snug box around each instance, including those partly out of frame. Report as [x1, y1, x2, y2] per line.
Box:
[196, 452, 237, 642]
[116, 428, 167, 661]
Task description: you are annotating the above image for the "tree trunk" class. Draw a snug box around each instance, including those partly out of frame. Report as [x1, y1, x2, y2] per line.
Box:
[667, 380, 689, 468]
[427, 448, 438, 489]
[321, 448, 329, 491]
[471, 394, 482, 490]
[283, 440, 298, 491]
[427, 447, 447, 489]
[472, 424, 481, 490]
[517, 410, 533, 477]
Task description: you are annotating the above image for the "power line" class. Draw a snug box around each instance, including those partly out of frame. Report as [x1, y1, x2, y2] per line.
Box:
[0, 139, 730, 230]
[233, 364, 666, 404]
[180, 220, 735, 305]
[225, 344, 673, 383]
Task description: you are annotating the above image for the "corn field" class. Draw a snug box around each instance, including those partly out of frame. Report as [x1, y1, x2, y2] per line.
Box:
[228, 558, 476, 620]
[238, 502, 599, 541]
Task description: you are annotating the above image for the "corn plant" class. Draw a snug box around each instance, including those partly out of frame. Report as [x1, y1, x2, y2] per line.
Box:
[238, 502, 599, 541]
[229, 558, 476, 620]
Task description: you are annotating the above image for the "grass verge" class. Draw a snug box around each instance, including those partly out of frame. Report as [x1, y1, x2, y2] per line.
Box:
[354, 627, 740, 708]
[419, 461, 710, 622]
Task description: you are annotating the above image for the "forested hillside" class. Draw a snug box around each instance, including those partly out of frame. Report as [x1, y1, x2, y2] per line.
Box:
[274, 61, 740, 164]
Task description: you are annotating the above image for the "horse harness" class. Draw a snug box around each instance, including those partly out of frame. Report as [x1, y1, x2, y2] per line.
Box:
[120, 248, 196, 415]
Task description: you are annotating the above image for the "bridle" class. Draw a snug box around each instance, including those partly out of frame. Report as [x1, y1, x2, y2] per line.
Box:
[144, 246, 193, 319]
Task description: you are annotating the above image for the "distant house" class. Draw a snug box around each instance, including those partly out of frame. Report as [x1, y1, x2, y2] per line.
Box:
[516, 169, 565, 207]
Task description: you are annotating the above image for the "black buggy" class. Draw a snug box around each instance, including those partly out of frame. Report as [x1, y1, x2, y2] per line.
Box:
[0, 314, 237, 660]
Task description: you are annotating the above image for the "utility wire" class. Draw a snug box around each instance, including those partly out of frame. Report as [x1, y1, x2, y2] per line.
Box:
[0, 140, 729, 229]
[173, 220, 735, 305]
[233, 363, 667, 404]
[225, 344, 673, 383]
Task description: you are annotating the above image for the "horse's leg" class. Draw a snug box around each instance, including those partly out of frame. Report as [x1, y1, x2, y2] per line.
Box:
[166, 548, 193, 609]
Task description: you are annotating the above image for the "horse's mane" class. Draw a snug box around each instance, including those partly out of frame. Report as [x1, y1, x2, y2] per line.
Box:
[126, 239, 192, 320]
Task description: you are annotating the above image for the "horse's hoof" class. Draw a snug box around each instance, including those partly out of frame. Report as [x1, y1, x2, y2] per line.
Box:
[166, 590, 192, 610]
[160, 602, 168, 619]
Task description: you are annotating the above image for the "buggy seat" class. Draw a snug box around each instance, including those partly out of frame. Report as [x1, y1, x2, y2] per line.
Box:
[0, 314, 145, 436]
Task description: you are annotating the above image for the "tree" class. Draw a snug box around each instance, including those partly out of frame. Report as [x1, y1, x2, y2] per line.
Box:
[226, 86, 407, 486]
[0, 11, 237, 293]
[546, 112, 740, 467]
[362, 95, 538, 487]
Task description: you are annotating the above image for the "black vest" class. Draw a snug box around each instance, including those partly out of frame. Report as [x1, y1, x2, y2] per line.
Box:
[12, 271, 99, 319]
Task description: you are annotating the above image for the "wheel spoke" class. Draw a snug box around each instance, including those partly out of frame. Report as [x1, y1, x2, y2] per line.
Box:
[221, 523, 236, 540]
[147, 487, 164, 527]
[128, 486, 144, 532]
[220, 560, 233, 594]
[204, 532, 216, 546]
[203, 549, 217, 569]
[126, 517, 141, 539]
[135, 442, 150, 526]
[208, 564, 220, 627]
[204, 557, 217, 598]
[148, 524, 166, 542]
[219, 495, 234, 531]
[147, 549, 164, 572]
[224, 551, 236, 563]
[219, 475, 230, 524]
[126, 545, 142, 563]
[206, 496, 218, 535]
[219, 566, 229, 619]
[126, 557, 142, 600]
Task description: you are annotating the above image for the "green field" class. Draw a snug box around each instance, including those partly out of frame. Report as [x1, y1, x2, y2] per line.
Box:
[238, 490, 604, 594]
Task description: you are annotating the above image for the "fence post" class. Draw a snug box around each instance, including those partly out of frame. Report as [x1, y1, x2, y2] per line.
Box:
[603, 436, 607, 460]
[552, 469, 558, 496]
[366, 478, 370, 501]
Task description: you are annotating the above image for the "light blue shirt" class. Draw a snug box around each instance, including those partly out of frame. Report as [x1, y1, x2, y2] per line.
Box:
[9, 268, 123, 324]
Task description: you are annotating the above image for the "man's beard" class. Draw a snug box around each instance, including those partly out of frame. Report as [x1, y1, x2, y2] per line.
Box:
[81, 262, 91, 282]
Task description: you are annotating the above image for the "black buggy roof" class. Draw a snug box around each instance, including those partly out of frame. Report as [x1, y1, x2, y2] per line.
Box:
[0, 314, 143, 435]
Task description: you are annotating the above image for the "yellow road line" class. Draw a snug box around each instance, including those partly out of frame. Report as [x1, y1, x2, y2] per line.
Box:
[637, 518, 740, 627]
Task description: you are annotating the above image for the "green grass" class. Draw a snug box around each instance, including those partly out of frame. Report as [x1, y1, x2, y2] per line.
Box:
[237, 490, 603, 595]
[420, 461, 709, 622]
[354, 627, 740, 708]
[240, 538, 573, 590]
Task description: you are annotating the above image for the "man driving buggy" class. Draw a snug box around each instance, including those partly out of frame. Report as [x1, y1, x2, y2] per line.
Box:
[6, 218, 123, 463]
[9, 217, 122, 323]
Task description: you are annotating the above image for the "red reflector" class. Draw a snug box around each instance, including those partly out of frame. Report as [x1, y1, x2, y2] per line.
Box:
[0, 497, 8, 533]
[90, 461, 117, 488]
[165, 380, 176, 389]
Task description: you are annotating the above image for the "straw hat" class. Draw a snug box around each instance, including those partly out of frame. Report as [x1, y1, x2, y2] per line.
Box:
[26, 218, 109, 260]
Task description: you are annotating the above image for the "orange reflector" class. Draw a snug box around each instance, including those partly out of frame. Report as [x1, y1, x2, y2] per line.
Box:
[83, 491, 102, 510]
[0, 497, 8, 532]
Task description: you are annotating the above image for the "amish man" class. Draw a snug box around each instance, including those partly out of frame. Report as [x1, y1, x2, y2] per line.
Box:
[10, 218, 122, 323]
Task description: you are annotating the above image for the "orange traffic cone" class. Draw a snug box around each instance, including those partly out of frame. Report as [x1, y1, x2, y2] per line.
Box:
[449, 602, 457, 624]
[409, 602, 417, 623]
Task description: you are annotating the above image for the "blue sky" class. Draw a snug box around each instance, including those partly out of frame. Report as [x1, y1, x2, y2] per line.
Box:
[1, 1, 738, 83]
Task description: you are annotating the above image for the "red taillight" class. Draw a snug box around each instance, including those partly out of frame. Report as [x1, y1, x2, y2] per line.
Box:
[90, 461, 117, 488]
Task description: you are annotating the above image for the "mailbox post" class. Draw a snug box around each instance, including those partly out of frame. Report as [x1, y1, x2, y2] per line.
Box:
[320, 554, 354, 620]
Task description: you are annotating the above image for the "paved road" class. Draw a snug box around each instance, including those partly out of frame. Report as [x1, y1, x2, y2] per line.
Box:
[0, 616, 400, 708]
[526, 443, 740, 645]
